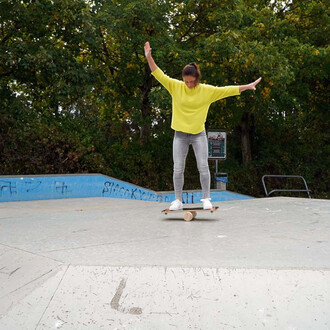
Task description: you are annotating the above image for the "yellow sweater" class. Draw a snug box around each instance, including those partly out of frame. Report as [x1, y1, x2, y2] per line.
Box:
[152, 67, 240, 134]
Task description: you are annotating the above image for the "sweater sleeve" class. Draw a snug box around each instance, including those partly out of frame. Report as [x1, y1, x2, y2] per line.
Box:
[151, 67, 181, 95]
[209, 85, 241, 103]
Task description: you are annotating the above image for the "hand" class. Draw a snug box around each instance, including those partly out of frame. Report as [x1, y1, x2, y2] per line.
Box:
[144, 41, 158, 72]
[144, 41, 152, 58]
[249, 77, 262, 90]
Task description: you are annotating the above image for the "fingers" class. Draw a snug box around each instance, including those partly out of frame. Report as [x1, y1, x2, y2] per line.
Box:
[144, 42, 150, 57]
[252, 77, 262, 90]
[255, 77, 262, 84]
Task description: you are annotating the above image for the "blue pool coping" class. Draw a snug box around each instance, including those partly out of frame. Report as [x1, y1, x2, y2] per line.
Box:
[0, 174, 253, 203]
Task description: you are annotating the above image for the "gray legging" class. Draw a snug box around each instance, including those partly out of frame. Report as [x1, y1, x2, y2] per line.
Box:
[173, 130, 210, 200]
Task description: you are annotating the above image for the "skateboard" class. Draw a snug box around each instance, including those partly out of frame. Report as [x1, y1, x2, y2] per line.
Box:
[162, 206, 219, 221]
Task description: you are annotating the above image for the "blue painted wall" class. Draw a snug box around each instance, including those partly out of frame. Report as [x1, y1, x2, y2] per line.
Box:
[0, 174, 253, 203]
[160, 190, 252, 204]
[0, 174, 160, 202]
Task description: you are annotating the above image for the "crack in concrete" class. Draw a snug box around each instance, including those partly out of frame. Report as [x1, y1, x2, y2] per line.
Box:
[35, 264, 70, 330]
[0, 242, 64, 264]
[43, 236, 169, 253]
[0, 265, 62, 298]
[9, 267, 21, 276]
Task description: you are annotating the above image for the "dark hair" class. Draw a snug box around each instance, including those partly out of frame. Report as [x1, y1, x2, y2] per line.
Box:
[182, 62, 201, 82]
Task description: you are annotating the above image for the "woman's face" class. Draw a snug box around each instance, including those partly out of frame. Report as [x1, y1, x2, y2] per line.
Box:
[183, 75, 198, 89]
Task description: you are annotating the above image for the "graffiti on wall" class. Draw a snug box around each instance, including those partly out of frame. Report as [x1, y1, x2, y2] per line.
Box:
[0, 179, 43, 197]
[1, 177, 201, 203]
[55, 181, 70, 195]
[158, 192, 201, 204]
[0, 178, 72, 200]
[24, 180, 42, 192]
[0, 175, 164, 202]
[0, 175, 250, 203]
[0, 180, 17, 197]
[102, 180, 162, 202]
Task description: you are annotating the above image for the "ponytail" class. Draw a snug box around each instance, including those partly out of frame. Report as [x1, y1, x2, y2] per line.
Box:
[182, 62, 201, 82]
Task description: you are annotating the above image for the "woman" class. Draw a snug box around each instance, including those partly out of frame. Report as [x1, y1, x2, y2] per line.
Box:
[144, 41, 261, 210]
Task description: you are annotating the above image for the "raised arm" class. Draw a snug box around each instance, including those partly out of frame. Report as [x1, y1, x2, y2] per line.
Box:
[144, 42, 158, 72]
[239, 77, 262, 93]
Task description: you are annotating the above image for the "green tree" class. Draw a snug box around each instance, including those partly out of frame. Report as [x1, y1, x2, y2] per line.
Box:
[1, 0, 328, 197]
[0, 0, 105, 174]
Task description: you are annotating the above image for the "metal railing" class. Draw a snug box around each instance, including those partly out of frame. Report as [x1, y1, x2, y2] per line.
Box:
[262, 175, 312, 199]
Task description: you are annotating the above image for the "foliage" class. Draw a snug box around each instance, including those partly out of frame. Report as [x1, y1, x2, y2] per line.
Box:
[0, 0, 328, 198]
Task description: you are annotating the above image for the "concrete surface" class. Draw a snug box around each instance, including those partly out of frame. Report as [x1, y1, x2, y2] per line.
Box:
[0, 197, 329, 329]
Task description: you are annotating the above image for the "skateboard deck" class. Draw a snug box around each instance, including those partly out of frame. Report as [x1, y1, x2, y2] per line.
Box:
[162, 206, 219, 221]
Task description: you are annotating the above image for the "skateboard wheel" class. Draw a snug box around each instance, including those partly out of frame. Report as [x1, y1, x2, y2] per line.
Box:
[191, 211, 197, 219]
[184, 211, 194, 221]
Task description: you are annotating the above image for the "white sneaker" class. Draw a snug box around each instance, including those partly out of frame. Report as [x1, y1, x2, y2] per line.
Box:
[201, 198, 213, 210]
[169, 199, 183, 211]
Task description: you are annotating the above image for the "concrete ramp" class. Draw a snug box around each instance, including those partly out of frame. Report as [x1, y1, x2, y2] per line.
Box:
[0, 197, 329, 329]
